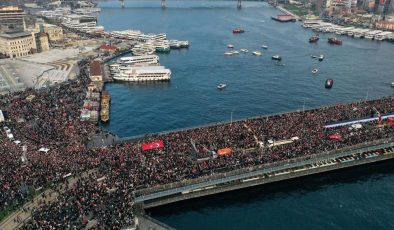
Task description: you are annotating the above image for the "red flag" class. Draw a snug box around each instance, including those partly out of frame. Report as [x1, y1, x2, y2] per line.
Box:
[142, 140, 164, 151]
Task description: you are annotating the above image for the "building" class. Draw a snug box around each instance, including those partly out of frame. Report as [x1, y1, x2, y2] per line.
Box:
[0, 6, 26, 30]
[99, 44, 119, 53]
[375, 20, 394, 29]
[0, 32, 34, 58]
[32, 32, 50, 53]
[35, 23, 64, 43]
[89, 60, 103, 82]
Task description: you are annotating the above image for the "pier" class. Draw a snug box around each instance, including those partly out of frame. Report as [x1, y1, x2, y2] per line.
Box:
[134, 139, 394, 209]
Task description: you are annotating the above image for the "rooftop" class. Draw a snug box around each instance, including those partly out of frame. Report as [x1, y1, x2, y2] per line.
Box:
[0, 31, 31, 39]
[90, 60, 102, 76]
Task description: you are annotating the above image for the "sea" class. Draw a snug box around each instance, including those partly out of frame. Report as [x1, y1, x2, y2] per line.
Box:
[97, 1, 394, 229]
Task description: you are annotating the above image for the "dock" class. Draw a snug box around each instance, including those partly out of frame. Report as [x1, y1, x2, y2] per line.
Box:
[134, 139, 394, 209]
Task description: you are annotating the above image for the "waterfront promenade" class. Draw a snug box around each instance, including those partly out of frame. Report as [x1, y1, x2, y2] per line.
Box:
[1, 56, 394, 228]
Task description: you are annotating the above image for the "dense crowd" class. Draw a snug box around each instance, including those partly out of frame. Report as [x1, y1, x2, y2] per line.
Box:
[0, 59, 393, 228]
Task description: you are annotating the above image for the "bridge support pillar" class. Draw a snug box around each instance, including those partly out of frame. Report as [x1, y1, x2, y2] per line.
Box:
[237, 0, 242, 9]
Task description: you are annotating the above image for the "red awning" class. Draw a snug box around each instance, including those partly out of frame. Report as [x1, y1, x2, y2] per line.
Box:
[329, 134, 342, 141]
[387, 117, 394, 126]
[142, 140, 164, 151]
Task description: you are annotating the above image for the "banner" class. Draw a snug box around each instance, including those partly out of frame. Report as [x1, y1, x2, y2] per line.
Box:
[217, 148, 232, 156]
[387, 117, 394, 126]
[142, 140, 164, 151]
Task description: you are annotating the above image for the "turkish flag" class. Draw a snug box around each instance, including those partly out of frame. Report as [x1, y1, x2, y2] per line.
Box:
[142, 140, 164, 151]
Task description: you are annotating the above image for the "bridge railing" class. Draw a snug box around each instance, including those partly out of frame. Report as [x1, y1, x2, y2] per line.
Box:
[134, 137, 394, 198]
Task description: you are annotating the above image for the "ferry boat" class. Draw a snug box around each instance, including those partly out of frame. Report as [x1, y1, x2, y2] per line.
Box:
[325, 79, 334, 89]
[179, 40, 189, 48]
[309, 34, 319, 43]
[233, 28, 245, 33]
[312, 68, 318, 74]
[113, 67, 171, 82]
[117, 55, 159, 66]
[169, 40, 181, 49]
[155, 45, 171, 53]
[217, 83, 226, 89]
[252, 51, 262, 56]
[318, 54, 324, 61]
[261, 45, 268, 49]
[272, 55, 282, 60]
[328, 37, 342, 45]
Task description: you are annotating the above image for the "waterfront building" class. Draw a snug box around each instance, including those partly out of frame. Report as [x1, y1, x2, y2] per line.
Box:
[0, 6, 26, 30]
[90, 60, 103, 82]
[99, 44, 119, 53]
[0, 31, 34, 58]
[375, 20, 394, 30]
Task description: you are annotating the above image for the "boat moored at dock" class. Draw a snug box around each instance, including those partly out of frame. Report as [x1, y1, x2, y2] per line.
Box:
[112, 66, 171, 82]
[117, 55, 159, 66]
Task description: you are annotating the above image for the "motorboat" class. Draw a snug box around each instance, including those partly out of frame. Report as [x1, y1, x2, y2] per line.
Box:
[391, 82, 394, 87]
[233, 28, 245, 33]
[312, 69, 318, 74]
[240, 49, 249, 53]
[224, 51, 234, 56]
[227, 44, 234, 48]
[261, 45, 268, 49]
[217, 83, 226, 89]
[325, 79, 334, 89]
[232, 50, 239, 54]
[272, 55, 281, 60]
[252, 51, 262, 56]
[311, 55, 318, 59]
[318, 54, 324, 61]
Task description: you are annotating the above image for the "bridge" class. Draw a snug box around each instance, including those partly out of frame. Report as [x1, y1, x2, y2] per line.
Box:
[118, 0, 243, 9]
[133, 138, 394, 209]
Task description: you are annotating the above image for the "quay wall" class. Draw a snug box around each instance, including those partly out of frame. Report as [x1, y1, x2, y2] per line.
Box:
[134, 140, 394, 209]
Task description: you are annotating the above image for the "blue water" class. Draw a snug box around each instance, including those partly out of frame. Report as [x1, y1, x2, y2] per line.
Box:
[97, 1, 394, 229]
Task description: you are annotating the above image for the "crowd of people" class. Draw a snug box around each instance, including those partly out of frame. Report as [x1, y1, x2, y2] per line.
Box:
[0, 58, 393, 228]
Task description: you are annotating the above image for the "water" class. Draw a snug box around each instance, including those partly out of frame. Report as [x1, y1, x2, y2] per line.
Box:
[97, 1, 394, 229]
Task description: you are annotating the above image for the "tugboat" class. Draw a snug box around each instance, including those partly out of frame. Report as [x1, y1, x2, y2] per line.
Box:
[328, 37, 342, 45]
[309, 34, 319, 43]
[325, 79, 334, 89]
[272, 55, 281, 61]
[217, 83, 227, 89]
[233, 28, 245, 33]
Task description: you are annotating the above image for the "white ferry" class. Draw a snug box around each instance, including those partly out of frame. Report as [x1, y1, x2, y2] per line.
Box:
[110, 29, 142, 40]
[110, 63, 162, 74]
[113, 67, 171, 82]
[117, 55, 159, 65]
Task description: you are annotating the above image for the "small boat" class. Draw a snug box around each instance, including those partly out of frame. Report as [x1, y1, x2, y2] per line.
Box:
[311, 55, 318, 59]
[227, 44, 234, 48]
[309, 34, 319, 43]
[240, 49, 249, 53]
[325, 79, 334, 89]
[261, 45, 268, 49]
[391, 82, 394, 87]
[224, 51, 234, 56]
[233, 28, 245, 33]
[252, 51, 262, 56]
[312, 69, 318, 74]
[318, 54, 324, 61]
[328, 37, 342, 45]
[217, 83, 226, 89]
[272, 55, 281, 60]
